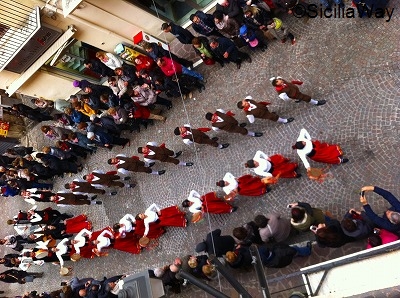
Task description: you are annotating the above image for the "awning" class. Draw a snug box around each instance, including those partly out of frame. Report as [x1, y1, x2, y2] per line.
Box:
[5, 25, 77, 96]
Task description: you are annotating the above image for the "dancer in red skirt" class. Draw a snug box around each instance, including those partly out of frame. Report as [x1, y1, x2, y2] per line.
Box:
[216, 172, 269, 201]
[135, 204, 187, 237]
[245, 151, 300, 178]
[293, 128, 349, 171]
[182, 190, 237, 216]
[64, 214, 92, 234]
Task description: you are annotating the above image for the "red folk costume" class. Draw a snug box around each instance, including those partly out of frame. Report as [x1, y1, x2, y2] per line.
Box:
[237, 175, 267, 196]
[269, 154, 299, 178]
[65, 214, 92, 234]
[202, 192, 233, 214]
[134, 219, 165, 239]
[158, 206, 187, 228]
[91, 227, 141, 255]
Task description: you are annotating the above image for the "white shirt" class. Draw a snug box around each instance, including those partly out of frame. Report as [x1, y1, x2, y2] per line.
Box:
[222, 172, 238, 195]
[102, 53, 123, 70]
[211, 109, 225, 131]
[73, 228, 92, 255]
[118, 214, 136, 237]
[182, 125, 193, 145]
[115, 154, 130, 175]
[252, 151, 273, 177]
[96, 230, 114, 252]
[244, 100, 257, 123]
[295, 128, 313, 169]
[55, 238, 69, 267]
[143, 141, 157, 163]
[143, 203, 161, 236]
[187, 190, 202, 214]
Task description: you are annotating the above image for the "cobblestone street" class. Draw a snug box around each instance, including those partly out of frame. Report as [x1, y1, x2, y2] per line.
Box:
[1, 1, 399, 297]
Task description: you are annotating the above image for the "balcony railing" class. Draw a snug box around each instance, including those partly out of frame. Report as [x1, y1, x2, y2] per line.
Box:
[0, 0, 41, 72]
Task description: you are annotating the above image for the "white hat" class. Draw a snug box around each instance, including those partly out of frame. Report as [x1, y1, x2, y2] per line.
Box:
[269, 76, 282, 82]
[245, 95, 253, 100]
[87, 132, 94, 139]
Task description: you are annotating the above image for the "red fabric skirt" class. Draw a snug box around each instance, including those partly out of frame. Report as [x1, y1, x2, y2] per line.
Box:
[134, 219, 165, 239]
[237, 175, 267, 196]
[201, 192, 233, 214]
[113, 231, 141, 254]
[65, 214, 91, 234]
[311, 141, 343, 164]
[159, 206, 187, 228]
[70, 241, 95, 259]
[270, 154, 298, 178]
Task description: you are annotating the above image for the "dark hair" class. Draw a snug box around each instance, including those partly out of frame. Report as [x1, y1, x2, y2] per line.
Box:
[216, 180, 225, 187]
[182, 199, 190, 208]
[266, 19, 274, 26]
[135, 214, 142, 221]
[367, 234, 382, 247]
[107, 159, 113, 165]
[271, 79, 278, 86]
[161, 23, 170, 30]
[254, 215, 269, 228]
[192, 37, 201, 46]
[316, 226, 342, 245]
[83, 59, 91, 65]
[113, 223, 121, 232]
[35, 153, 44, 158]
[64, 183, 71, 189]
[237, 101, 244, 109]
[291, 207, 306, 222]
[212, 10, 224, 20]
[245, 159, 255, 168]
[189, 14, 196, 21]
[292, 141, 305, 150]
[174, 127, 180, 136]
[205, 112, 213, 121]
[341, 218, 357, 232]
[137, 147, 143, 154]
[82, 175, 88, 180]
[232, 227, 248, 241]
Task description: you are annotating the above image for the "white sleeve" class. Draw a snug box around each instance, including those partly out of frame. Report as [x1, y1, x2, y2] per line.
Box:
[255, 150, 268, 160]
[73, 244, 81, 255]
[147, 203, 160, 213]
[24, 198, 37, 205]
[224, 172, 236, 183]
[124, 214, 136, 224]
[278, 93, 290, 101]
[57, 252, 64, 267]
[117, 168, 130, 175]
[216, 108, 225, 113]
[77, 228, 92, 238]
[297, 149, 311, 170]
[188, 190, 201, 200]
[212, 126, 220, 131]
[146, 141, 158, 146]
[143, 219, 150, 236]
[183, 139, 193, 145]
[246, 114, 255, 123]
[30, 213, 42, 223]
[299, 128, 312, 141]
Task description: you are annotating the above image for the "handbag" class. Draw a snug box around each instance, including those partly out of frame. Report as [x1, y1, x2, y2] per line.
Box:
[203, 57, 215, 65]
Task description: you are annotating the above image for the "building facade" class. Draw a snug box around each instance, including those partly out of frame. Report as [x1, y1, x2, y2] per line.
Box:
[0, 0, 216, 100]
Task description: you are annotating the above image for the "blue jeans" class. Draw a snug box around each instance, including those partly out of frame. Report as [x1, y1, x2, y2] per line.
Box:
[291, 245, 312, 257]
[182, 66, 204, 81]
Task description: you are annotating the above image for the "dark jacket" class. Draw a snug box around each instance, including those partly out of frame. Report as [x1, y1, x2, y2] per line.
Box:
[216, 0, 244, 23]
[191, 11, 217, 36]
[198, 229, 235, 257]
[210, 37, 240, 62]
[169, 22, 195, 44]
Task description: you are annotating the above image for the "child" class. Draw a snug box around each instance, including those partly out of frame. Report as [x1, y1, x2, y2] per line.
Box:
[239, 24, 267, 52]
[267, 18, 296, 45]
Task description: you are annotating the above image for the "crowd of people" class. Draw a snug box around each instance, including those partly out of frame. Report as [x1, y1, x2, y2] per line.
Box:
[0, 0, 397, 297]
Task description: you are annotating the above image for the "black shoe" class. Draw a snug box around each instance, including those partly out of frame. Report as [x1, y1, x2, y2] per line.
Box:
[316, 100, 326, 106]
[148, 162, 155, 167]
[231, 207, 238, 212]
[239, 122, 247, 127]
[123, 176, 131, 181]
[236, 62, 241, 69]
[253, 132, 263, 137]
[219, 62, 225, 67]
[341, 158, 349, 163]
[158, 170, 166, 175]
[211, 137, 219, 141]
[220, 143, 230, 149]
[246, 56, 252, 63]
[167, 104, 173, 110]
[107, 145, 113, 151]
[286, 117, 294, 123]
[110, 191, 118, 196]
[266, 186, 272, 192]
[295, 173, 302, 178]
[185, 162, 194, 166]
[174, 151, 182, 158]
[91, 195, 98, 200]
[198, 87, 203, 93]
[96, 201, 102, 205]
[128, 183, 137, 188]
[122, 140, 130, 149]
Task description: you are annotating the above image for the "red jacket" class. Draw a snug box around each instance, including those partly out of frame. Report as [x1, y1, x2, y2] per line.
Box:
[159, 57, 182, 77]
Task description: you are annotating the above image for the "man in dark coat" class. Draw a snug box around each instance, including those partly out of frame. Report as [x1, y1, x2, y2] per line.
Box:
[143, 42, 192, 68]
[205, 109, 263, 137]
[209, 37, 252, 69]
[137, 142, 193, 166]
[195, 228, 235, 257]
[0, 269, 43, 283]
[161, 22, 194, 44]
[216, 0, 244, 24]
[190, 11, 223, 37]
[83, 59, 115, 78]
[11, 104, 53, 122]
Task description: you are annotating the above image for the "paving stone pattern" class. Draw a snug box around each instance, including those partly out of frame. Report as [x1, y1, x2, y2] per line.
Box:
[1, 1, 399, 297]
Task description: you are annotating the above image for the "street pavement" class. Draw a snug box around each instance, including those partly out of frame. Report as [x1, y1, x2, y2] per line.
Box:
[1, 1, 399, 297]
